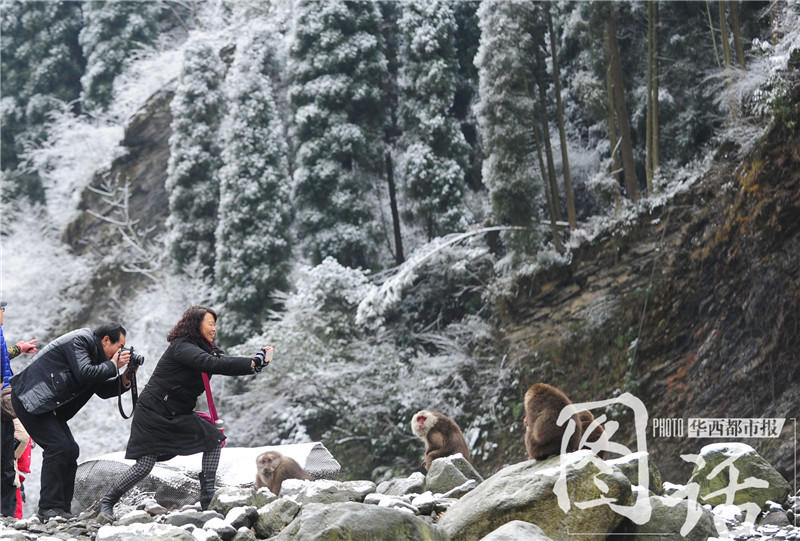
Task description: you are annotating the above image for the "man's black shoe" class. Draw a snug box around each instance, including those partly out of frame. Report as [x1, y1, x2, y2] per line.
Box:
[36, 507, 73, 521]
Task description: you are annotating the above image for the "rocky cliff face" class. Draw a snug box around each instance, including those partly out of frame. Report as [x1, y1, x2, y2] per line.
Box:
[492, 82, 800, 484]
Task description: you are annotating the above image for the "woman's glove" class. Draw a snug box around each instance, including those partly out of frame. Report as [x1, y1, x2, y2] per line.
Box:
[252, 346, 273, 373]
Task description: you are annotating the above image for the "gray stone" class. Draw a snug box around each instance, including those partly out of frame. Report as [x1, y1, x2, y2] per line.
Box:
[438, 451, 631, 541]
[210, 487, 274, 516]
[376, 472, 425, 496]
[479, 520, 555, 541]
[202, 517, 237, 541]
[627, 495, 718, 541]
[274, 502, 448, 541]
[688, 443, 790, 510]
[442, 479, 478, 499]
[253, 498, 301, 539]
[164, 510, 223, 528]
[426, 454, 483, 494]
[231, 526, 257, 541]
[115, 509, 153, 526]
[759, 509, 791, 527]
[191, 528, 221, 541]
[224, 506, 258, 529]
[280, 479, 376, 505]
[608, 452, 664, 495]
[96, 522, 195, 540]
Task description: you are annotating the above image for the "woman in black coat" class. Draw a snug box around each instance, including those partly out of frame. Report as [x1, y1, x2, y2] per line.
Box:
[96, 306, 271, 521]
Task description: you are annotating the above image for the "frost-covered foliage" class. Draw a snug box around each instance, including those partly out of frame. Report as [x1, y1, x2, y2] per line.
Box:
[21, 108, 125, 232]
[79, 1, 161, 112]
[166, 38, 226, 279]
[475, 1, 541, 248]
[0, 0, 83, 200]
[356, 227, 500, 330]
[215, 32, 293, 344]
[288, 0, 388, 269]
[219, 253, 496, 479]
[398, 0, 470, 240]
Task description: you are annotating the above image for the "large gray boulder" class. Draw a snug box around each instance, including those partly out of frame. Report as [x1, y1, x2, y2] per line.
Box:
[688, 443, 790, 510]
[438, 451, 632, 541]
[274, 502, 448, 540]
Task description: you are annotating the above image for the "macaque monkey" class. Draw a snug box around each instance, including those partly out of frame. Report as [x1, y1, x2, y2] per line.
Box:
[578, 409, 605, 442]
[411, 409, 472, 471]
[523, 383, 585, 460]
[255, 450, 311, 496]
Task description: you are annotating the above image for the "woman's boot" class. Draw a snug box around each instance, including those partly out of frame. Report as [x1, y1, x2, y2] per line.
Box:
[198, 473, 215, 510]
[96, 490, 121, 524]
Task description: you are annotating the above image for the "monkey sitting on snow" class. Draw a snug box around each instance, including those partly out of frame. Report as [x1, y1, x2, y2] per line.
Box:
[411, 409, 473, 471]
[255, 450, 312, 496]
[523, 383, 604, 460]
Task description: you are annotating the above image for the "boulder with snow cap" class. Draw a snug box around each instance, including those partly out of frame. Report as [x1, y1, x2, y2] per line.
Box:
[687, 442, 790, 510]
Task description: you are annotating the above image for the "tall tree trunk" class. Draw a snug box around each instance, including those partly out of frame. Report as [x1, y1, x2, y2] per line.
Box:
[385, 152, 404, 265]
[646, 1, 660, 195]
[605, 5, 639, 202]
[652, 1, 659, 184]
[729, 0, 745, 68]
[770, 2, 778, 46]
[646, 1, 654, 195]
[523, 72, 562, 252]
[706, 0, 722, 68]
[719, 1, 732, 69]
[604, 25, 622, 194]
[536, 73, 562, 223]
[546, 3, 576, 229]
[532, 115, 563, 254]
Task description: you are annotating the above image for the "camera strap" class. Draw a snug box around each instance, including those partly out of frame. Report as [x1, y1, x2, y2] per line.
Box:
[117, 366, 138, 419]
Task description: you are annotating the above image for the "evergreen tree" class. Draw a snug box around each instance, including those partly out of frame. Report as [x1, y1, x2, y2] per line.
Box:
[288, 0, 388, 269]
[475, 0, 541, 250]
[79, 0, 161, 112]
[0, 0, 83, 201]
[166, 38, 226, 278]
[452, 1, 482, 191]
[377, 1, 405, 265]
[215, 33, 292, 344]
[398, 0, 469, 241]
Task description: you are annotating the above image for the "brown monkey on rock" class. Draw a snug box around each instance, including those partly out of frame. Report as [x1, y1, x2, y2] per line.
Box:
[255, 450, 311, 496]
[411, 409, 472, 471]
[523, 383, 588, 460]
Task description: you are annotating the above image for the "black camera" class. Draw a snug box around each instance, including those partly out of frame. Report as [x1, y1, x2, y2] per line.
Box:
[122, 346, 145, 367]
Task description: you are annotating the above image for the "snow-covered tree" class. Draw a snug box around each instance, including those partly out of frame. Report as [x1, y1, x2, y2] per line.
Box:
[398, 0, 469, 241]
[288, 0, 388, 270]
[475, 0, 541, 250]
[0, 0, 83, 200]
[215, 33, 292, 344]
[166, 38, 226, 279]
[79, 1, 161, 112]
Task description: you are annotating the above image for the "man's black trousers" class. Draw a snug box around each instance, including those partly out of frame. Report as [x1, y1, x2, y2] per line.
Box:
[11, 393, 79, 514]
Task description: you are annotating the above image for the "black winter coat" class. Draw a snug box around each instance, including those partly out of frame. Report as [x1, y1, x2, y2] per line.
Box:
[125, 337, 254, 460]
[10, 328, 124, 416]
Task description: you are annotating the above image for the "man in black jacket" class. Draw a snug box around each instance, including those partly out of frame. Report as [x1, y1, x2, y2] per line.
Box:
[10, 323, 133, 521]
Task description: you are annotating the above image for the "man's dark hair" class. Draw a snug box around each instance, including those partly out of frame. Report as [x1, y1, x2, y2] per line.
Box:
[94, 323, 127, 343]
[168, 305, 216, 343]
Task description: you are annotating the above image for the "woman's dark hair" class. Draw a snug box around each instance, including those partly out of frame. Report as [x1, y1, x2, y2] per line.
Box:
[94, 323, 127, 343]
[167, 306, 217, 343]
